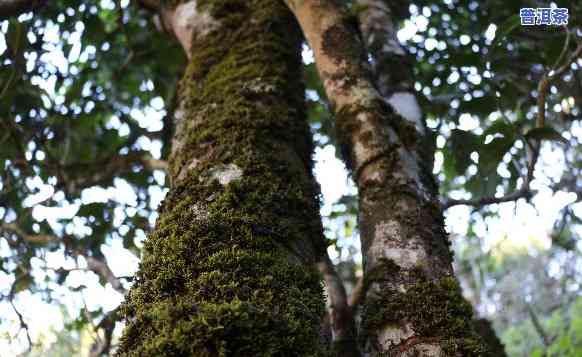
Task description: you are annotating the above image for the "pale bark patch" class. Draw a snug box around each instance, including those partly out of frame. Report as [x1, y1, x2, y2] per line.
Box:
[372, 246, 428, 271]
[387, 92, 424, 135]
[350, 82, 378, 107]
[381, 39, 406, 56]
[166, 1, 220, 57]
[411, 344, 444, 356]
[396, 148, 422, 179]
[370, 220, 428, 269]
[204, 163, 243, 186]
[378, 323, 414, 350]
[243, 79, 277, 94]
[190, 203, 210, 221]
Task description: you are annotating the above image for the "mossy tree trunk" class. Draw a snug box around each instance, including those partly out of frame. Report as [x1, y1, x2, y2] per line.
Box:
[117, 1, 328, 355]
[356, 2, 506, 355]
[284, 0, 485, 355]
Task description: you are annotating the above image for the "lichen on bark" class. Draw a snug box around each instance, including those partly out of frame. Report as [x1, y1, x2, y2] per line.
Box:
[117, 1, 327, 355]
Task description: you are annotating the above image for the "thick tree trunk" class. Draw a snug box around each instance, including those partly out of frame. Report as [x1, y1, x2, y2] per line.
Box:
[284, 1, 484, 355]
[117, 1, 327, 355]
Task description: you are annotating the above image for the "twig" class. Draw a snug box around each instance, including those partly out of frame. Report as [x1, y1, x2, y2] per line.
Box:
[9, 273, 33, 353]
[526, 304, 553, 347]
[83, 255, 127, 295]
[537, 41, 582, 129]
[1, 223, 127, 294]
[1, 223, 60, 245]
[89, 309, 119, 357]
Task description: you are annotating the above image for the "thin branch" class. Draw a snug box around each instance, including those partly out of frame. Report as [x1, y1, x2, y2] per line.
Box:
[1, 224, 127, 294]
[9, 299, 33, 353]
[83, 255, 127, 295]
[537, 40, 582, 128]
[143, 157, 169, 171]
[55, 152, 167, 195]
[1, 223, 60, 245]
[89, 309, 119, 357]
[9, 273, 33, 353]
[442, 187, 535, 210]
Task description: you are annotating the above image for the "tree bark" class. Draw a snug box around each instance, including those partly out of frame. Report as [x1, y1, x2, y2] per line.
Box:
[284, 0, 484, 355]
[356, 2, 507, 355]
[117, 1, 327, 355]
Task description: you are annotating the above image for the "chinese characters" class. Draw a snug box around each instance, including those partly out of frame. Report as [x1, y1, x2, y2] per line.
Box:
[520, 7, 568, 26]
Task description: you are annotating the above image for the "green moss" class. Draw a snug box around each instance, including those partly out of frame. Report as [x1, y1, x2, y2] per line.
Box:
[472, 318, 507, 357]
[117, 1, 327, 355]
[361, 259, 484, 356]
[394, 119, 418, 149]
[321, 23, 361, 65]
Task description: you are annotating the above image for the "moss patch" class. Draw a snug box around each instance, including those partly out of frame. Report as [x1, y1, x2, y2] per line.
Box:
[361, 260, 485, 356]
[321, 23, 361, 65]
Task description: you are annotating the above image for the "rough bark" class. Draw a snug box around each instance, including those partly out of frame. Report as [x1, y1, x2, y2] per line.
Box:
[355, 0, 433, 166]
[117, 1, 327, 355]
[284, 0, 484, 355]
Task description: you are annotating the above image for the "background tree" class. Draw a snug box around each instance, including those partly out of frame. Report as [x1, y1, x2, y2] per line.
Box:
[1, 0, 581, 356]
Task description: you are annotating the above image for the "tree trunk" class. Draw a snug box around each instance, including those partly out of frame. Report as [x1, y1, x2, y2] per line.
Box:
[356, 2, 506, 355]
[117, 1, 327, 355]
[284, 1, 484, 355]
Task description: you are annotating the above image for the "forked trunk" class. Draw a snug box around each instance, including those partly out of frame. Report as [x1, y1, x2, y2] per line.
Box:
[284, 0, 484, 355]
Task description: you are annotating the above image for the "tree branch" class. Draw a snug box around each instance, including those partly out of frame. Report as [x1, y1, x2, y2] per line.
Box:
[316, 254, 358, 357]
[0, 0, 47, 19]
[441, 187, 535, 210]
[1, 224, 127, 294]
[55, 152, 167, 195]
[526, 304, 552, 347]
[89, 308, 120, 357]
[1, 223, 59, 245]
[8, 271, 34, 353]
[83, 255, 127, 295]
[537, 41, 582, 129]
[443, 38, 582, 210]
